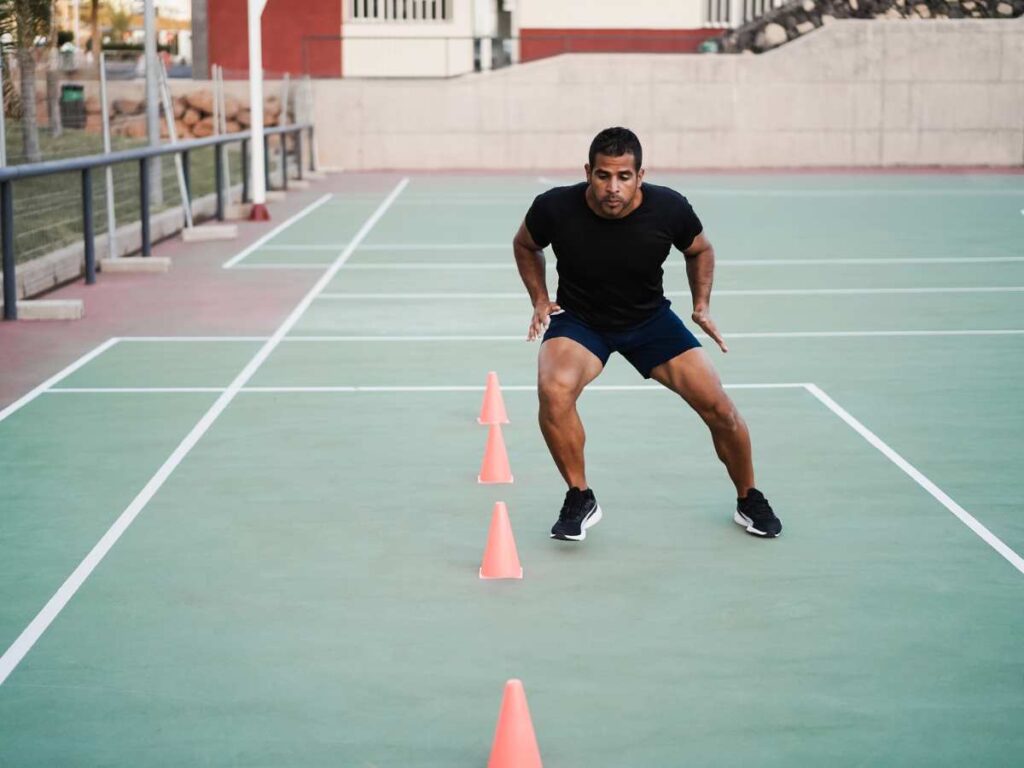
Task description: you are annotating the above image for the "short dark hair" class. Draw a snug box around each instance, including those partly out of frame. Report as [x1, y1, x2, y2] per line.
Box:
[588, 127, 643, 171]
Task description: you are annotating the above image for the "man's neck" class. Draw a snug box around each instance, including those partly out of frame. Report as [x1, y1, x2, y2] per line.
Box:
[585, 185, 643, 220]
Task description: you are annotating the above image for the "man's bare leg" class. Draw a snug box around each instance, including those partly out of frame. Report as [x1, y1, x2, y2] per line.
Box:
[649, 348, 754, 496]
[537, 338, 604, 489]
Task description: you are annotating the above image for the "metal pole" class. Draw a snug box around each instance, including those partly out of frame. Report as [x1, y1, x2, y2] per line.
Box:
[139, 158, 151, 256]
[263, 134, 270, 190]
[1, 180, 15, 320]
[247, 0, 269, 218]
[241, 139, 250, 202]
[182, 150, 191, 201]
[99, 52, 117, 259]
[82, 168, 95, 284]
[0, 57, 7, 168]
[158, 60, 192, 229]
[144, 0, 163, 205]
[309, 126, 316, 172]
[215, 144, 224, 221]
[295, 129, 303, 180]
[280, 132, 288, 190]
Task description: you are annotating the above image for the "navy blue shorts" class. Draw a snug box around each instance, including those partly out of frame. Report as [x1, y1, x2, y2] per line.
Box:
[542, 300, 702, 378]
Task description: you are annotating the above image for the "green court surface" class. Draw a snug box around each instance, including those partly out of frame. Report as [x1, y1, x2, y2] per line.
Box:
[1, 173, 1023, 766]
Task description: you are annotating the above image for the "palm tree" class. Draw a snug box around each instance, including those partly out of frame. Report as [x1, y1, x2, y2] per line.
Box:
[0, 0, 53, 161]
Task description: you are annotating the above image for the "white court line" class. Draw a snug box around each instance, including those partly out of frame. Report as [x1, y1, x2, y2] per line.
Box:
[47, 387, 225, 394]
[280, 330, 1024, 341]
[116, 336, 267, 342]
[232, 263, 331, 270]
[221, 194, 333, 269]
[43, 383, 808, 395]
[316, 287, 1024, 300]
[804, 384, 1024, 576]
[339, 256, 1024, 270]
[259, 244, 348, 251]
[0, 177, 410, 688]
[358, 243, 508, 251]
[0, 338, 121, 425]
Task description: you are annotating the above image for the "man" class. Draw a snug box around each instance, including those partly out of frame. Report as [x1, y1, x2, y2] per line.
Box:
[512, 127, 782, 542]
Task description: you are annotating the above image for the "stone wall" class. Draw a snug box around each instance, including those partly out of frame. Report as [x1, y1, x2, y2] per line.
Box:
[313, 18, 1024, 169]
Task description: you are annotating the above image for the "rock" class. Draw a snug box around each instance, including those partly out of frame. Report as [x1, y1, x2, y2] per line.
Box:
[84, 114, 103, 132]
[182, 108, 201, 126]
[796, 20, 816, 33]
[236, 108, 251, 127]
[225, 120, 242, 133]
[802, 0, 815, 9]
[821, 13, 837, 23]
[265, 95, 282, 117]
[884, 7, 903, 17]
[223, 96, 240, 120]
[172, 96, 187, 119]
[174, 119, 190, 138]
[122, 116, 147, 139]
[997, 2, 1013, 13]
[963, 1, 976, 8]
[186, 89, 215, 114]
[85, 95, 101, 114]
[914, 3, 931, 15]
[762, 22, 788, 48]
[849, 0, 858, 9]
[192, 116, 215, 138]
[113, 98, 143, 115]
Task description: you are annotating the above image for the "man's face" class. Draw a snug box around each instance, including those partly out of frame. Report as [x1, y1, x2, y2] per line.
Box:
[585, 152, 644, 218]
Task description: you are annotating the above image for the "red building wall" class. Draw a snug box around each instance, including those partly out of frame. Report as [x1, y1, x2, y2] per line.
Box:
[520, 28, 715, 63]
[207, 0, 342, 78]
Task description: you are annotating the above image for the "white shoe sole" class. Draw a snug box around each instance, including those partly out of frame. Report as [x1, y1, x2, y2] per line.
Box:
[734, 509, 779, 538]
[552, 505, 603, 541]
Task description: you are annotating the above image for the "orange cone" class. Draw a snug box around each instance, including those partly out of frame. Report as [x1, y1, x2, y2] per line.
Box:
[478, 371, 510, 425]
[480, 502, 523, 580]
[478, 423, 513, 484]
[488, 679, 543, 768]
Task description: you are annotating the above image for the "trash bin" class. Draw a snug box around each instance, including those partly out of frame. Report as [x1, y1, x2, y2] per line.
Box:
[60, 83, 86, 129]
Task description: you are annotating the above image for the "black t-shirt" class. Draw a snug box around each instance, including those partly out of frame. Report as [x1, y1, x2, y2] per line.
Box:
[525, 182, 703, 329]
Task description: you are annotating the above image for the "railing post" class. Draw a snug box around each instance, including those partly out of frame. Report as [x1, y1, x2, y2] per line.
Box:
[309, 126, 316, 172]
[280, 132, 288, 191]
[1, 180, 16, 320]
[296, 129, 304, 181]
[214, 143, 225, 222]
[241, 138, 250, 203]
[181, 149, 191, 205]
[139, 158, 151, 257]
[263, 134, 271, 191]
[82, 168, 96, 285]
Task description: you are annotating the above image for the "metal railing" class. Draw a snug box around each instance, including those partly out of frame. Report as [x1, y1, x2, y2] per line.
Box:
[0, 122, 315, 321]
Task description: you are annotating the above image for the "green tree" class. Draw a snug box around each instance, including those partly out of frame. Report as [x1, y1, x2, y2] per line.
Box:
[0, 0, 53, 162]
[108, 2, 132, 43]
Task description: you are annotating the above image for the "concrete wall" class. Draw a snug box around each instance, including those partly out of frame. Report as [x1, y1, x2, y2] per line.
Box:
[314, 18, 1024, 169]
[516, 0, 706, 29]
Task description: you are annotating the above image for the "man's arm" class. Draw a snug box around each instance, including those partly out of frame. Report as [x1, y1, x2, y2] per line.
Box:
[513, 220, 561, 341]
[683, 232, 728, 353]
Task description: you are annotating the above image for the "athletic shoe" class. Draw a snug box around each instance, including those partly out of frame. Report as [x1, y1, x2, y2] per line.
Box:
[734, 488, 782, 538]
[550, 486, 603, 541]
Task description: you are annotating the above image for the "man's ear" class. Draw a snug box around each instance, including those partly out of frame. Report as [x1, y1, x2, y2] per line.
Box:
[584, 164, 591, 180]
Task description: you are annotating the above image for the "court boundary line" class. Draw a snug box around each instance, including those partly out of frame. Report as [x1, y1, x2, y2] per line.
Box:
[221, 194, 333, 269]
[0, 177, 410, 688]
[23, 379, 1024, 576]
[0, 338, 121, 425]
[315, 287, 1024, 299]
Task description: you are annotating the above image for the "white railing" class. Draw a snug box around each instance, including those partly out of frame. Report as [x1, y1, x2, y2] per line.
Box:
[705, 0, 788, 28]
[350, 0, 451, 22]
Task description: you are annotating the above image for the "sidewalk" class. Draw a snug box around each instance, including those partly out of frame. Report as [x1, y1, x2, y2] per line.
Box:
[0, 177, 345, 411]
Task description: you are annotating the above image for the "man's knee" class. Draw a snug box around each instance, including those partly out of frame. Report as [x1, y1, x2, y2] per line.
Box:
[538, 372, 581, 413]
[701, 397, 739, 433]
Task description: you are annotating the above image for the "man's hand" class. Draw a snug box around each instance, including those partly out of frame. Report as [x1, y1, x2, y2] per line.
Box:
[528, 299, 562, 341]
[691, 304, 728, 353]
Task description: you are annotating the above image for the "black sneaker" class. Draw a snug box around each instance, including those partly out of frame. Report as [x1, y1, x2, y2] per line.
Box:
[734, 488, 782, 538]
[550, 487, 603, 541]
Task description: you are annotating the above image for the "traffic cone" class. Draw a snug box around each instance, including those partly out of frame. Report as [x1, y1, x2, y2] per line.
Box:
[478, 424, 513, 484]
[480, 502, 523, 580]
[478, 371, 510, 425]
[487, 679, 543, 768]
